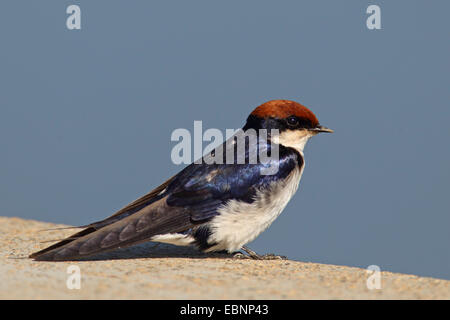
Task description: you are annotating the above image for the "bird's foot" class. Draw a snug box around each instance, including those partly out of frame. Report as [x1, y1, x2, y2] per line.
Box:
[257, 253, 287, 260]
[232, 252, 249, 259]
[233, 246, 287, 260]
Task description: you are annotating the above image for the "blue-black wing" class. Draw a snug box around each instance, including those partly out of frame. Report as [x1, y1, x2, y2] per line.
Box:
[166, 145, 300, 221]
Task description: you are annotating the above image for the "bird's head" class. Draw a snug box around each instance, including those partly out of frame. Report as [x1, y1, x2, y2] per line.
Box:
[243, 100, 333, 153]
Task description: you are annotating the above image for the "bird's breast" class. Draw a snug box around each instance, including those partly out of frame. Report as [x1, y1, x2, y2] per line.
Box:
[205, 164, 304, 253]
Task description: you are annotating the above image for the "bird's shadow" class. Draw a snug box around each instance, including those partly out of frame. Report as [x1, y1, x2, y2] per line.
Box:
[41, 242, 235, 262]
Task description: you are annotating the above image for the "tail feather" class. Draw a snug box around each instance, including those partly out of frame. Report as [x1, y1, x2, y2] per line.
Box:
[29, 178, 176, 261]
[29, 227, 97, 259]
[29, 197, 192, 261]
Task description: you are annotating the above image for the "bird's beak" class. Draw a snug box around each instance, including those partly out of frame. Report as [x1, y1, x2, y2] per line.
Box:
[310, 125, 334, 133]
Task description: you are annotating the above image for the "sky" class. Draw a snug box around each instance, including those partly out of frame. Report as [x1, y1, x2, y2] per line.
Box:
[0, 1, 449, 280]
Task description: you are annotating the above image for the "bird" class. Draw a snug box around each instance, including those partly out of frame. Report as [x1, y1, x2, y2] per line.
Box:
[29, 99, 333, 261]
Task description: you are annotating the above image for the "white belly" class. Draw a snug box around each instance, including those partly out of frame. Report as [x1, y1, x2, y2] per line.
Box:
[205, 165, 303, 253]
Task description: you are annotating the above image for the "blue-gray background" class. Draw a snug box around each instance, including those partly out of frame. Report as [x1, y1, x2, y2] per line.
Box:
[1, 1, 449, 279]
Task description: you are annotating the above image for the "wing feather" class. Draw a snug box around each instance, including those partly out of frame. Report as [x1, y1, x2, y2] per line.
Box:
[30, 197, 192, 261]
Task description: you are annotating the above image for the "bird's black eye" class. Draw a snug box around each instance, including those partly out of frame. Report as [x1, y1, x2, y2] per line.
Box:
[287, 116, 298, 126]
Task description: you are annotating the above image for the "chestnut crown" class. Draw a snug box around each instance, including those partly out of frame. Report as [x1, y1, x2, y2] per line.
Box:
[243, 100, 332, 133]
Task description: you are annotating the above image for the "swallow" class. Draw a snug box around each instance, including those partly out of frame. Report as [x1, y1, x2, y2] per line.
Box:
[30, 99, 332, 261]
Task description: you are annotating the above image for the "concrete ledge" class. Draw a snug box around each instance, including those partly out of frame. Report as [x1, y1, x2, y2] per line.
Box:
[1, 217, 449, 299]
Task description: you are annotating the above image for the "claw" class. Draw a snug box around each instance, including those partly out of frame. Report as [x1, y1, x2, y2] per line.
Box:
[260, 253, 287, 260]
[235, 246, 288, 260]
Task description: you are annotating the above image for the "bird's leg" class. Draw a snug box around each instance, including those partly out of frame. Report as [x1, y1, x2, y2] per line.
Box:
[231, 246, 259, 259]
[241, 246, 263, 259]
[234, 246, 287, 260]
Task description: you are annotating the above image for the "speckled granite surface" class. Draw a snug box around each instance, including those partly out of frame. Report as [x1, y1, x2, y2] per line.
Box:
[0, 217, 449, 299]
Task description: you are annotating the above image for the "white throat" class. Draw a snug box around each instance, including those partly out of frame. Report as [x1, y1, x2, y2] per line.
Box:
[272, 129, 313, 154]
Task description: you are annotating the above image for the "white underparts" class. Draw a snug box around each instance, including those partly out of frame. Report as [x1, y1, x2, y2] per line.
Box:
[204, 165, 304, 253]
[150, 233, 195, 246]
